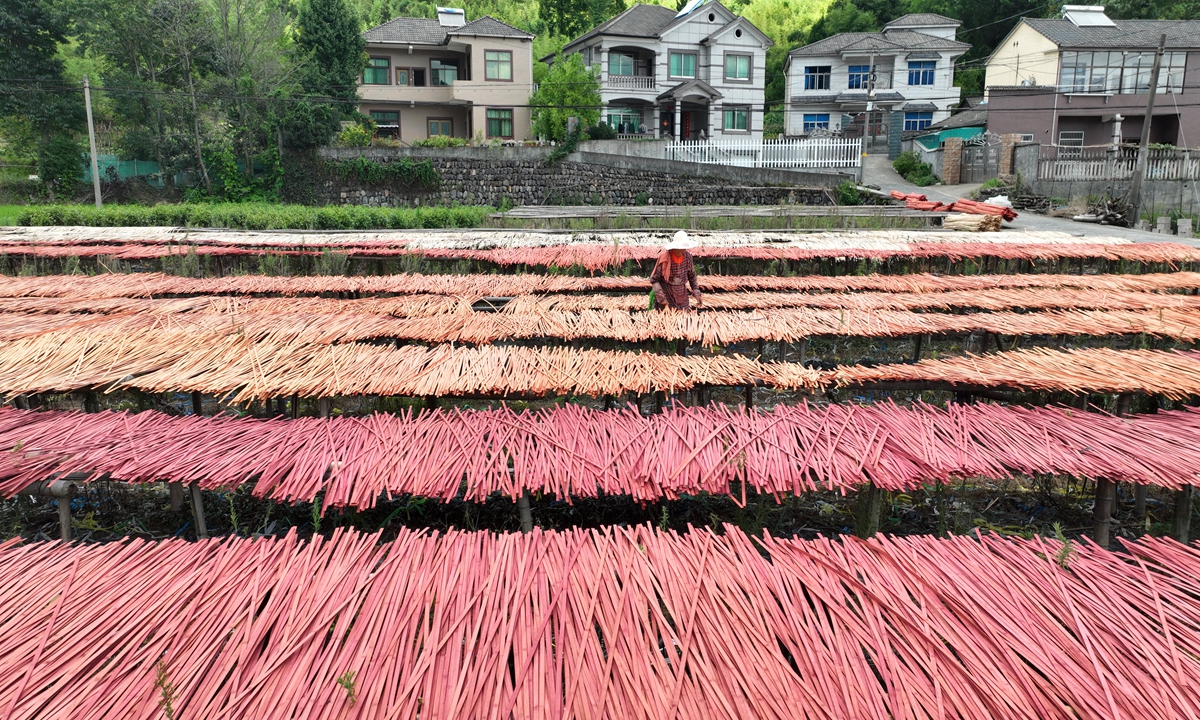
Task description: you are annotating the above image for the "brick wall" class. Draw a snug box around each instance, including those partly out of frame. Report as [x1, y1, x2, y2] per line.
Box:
[942, 137, 963, 185]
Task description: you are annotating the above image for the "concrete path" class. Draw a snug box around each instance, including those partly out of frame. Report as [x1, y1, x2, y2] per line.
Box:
[860, 154, 1200, 247]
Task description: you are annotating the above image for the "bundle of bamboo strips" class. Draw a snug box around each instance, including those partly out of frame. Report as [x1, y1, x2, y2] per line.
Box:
[1, 527, 1198, 720]
[943, 213, 1003, 232]
[1, 305, 1198, 345]
[2, 402, 1198, 505]
[6, 270, 1200, 300]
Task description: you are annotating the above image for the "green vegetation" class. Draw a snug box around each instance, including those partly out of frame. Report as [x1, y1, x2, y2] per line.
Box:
[530, 53, 600, 142]
[411, 135, 469, 148]
[335, 125, 373, 148]
[330, 157, 440, 188]
[17, 203, 488, 230]
[893, 151, 937, 187]
[834, 179, 862, 205]
[979, 178, 1003, 191]
[0, 206, 23, 226]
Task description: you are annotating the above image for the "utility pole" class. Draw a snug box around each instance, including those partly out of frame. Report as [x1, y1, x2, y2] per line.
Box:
[83, 76, 102, 210]
[1128, 34, 1166, 224]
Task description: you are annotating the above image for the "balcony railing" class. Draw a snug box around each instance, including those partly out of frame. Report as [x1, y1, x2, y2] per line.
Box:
[606, 75, 656, 90]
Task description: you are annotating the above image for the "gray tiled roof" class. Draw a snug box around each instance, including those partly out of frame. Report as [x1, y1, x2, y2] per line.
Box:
[450, 16, 534, 39]
[1023, 17, 1200, 49]
[363, 17, 448, 45]
[563, 4, 679, 51]
[902, 101, 938, 110]
[836, 90, 904, 102]
[903, 104, 986, 138]
[657, 78, 723, 100]
[884, 13, 961, 28]
[790, 29, 967, 57]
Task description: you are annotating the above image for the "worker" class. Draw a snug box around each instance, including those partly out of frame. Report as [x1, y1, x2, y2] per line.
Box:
[651, 230, 703, 311]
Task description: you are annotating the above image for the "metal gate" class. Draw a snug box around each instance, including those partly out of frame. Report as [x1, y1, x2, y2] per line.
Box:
[960, 132, 1002, 183]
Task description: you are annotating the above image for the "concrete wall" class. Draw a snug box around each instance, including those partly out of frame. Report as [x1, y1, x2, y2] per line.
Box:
[1014, 142, 1199, 214]
[308, 146, 844, 207]
[985, 22, 1060, 91]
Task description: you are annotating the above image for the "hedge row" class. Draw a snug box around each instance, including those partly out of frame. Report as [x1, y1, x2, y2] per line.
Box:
[17, 203, 490, 230]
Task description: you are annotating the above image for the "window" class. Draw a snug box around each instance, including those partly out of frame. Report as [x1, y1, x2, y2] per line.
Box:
[411, 68, 426, 87]
[487, 108, 513, 138]
[1019, 133, 1034, 142]
[908, 61, 935, 86]
[847, 64, 871, 89]
[607, 108, 642, 134]
[1058, 130, 1085, 158]
[609, 53, 634, 76]
[804, 66, 831, 90]
[430, 58, 460, 86]
[669, 52, 696, 78]
[428, 119, 453, 136]
[903, 112, 932, 131]
[370, 110, 400, 139]
[364, 57, 390, 85]
[1061, 50, 1186, 94]
[725, 54, 750, 81]
[485, 51, 512, 81]
[802, 113, 829, 132]
[723, 106, 749, 131]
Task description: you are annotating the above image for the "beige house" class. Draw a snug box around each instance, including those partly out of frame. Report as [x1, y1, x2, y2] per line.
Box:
[358, 8, 535, 142]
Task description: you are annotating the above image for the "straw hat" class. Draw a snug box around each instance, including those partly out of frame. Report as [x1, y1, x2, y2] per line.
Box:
[664, 230, 697, 251]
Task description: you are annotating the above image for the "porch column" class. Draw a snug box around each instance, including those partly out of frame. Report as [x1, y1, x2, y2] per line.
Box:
[654, 105, 661, 139]
[708, 103, 716, 139]
[598, 44, 607, 87]
[674, 101, 681, 141]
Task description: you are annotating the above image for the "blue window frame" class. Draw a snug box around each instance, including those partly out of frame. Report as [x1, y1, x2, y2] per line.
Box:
[904, 112, 933, 131]
[802, 113, 830, 132]
[848, 65, 871, 89]
[908, 61, 936, 86]
[804, 66, 831, 90]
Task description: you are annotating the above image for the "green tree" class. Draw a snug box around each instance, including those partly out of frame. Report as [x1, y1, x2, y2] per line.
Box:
[0, 0, 86, 192]
[539, 0, 623, 41]
[804, 0, 877, 45]
[296, 0, 366, 110]
[529, 52, 600, 141]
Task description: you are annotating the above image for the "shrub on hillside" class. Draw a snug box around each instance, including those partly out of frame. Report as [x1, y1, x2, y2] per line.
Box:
[893, 150, 937, 186]
[335, 124, 372, 148]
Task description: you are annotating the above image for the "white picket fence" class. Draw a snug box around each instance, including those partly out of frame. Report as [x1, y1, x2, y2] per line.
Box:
[1038, 147, 1200, 181]
[663, 138, 862, 169]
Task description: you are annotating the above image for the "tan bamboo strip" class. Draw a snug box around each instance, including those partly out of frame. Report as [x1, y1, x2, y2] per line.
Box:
[3, 286, 1200, 318]
[4, 240, 1198, 267]
[0, 306, 1196, 345]
[0, 327, 1197, 399]
[4, 270, 1200, 302]
[832, 347, 1200, 399]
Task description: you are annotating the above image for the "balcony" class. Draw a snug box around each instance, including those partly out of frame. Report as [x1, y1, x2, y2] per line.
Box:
[605, 75, 656, 91]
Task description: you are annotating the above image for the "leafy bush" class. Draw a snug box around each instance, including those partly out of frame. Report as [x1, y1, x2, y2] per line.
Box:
[584, 122, 617, 140]
[329, 157, 439, 188]
[892, 150, 936, 185]
[834, 180, 861, 205]
[411, 135, 468, 148]
[335, 124, 372, 148]
[17, 202, 489, 230]
[37, 136, 84, 199]
[979, 178, 1003, 190]
[892, 151, 922, 177]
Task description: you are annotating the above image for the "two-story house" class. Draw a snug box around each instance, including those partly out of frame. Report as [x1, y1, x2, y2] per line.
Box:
[783, 14, 968, 140]
[549, 0, 773, 140]
[985, 6, 1200, 150]
[358, 8, 534, 142]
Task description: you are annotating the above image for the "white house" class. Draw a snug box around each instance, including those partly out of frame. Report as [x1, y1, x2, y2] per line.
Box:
[550, 0, 773, 139]
[783, 14, 968, 140]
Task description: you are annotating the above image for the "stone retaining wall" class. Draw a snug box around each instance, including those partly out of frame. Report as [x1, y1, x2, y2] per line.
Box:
[310, 147, 839, 207]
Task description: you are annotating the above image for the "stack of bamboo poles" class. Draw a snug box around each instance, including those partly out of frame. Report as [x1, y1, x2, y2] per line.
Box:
[2, 403, 1198, 506]
[0, 306, 1198, 345]
[943, 213, 1003, 232]
[0, 527, 1198, 719]
[5, 270, 1200, 300]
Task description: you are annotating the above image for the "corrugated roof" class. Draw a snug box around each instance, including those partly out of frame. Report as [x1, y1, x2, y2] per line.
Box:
[363, 17, 448, 45]
[563, 4, 678, 51]
[790, 29, 967, 57]
[884, 13, 962, 28]
[1023, 17, 1200, 49]
[450, 16, 534, 39]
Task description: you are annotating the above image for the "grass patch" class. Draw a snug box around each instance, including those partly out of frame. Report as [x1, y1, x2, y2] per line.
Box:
[17, 202, 490, 230]
[0, 206, 24, 226]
